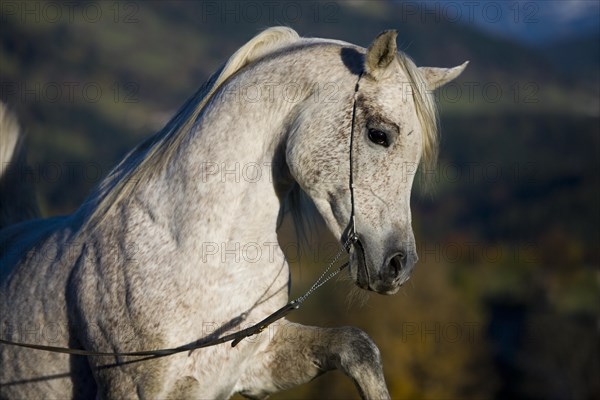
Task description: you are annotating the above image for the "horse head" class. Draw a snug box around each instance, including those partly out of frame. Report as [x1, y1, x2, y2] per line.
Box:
[285, 31, 467, 294]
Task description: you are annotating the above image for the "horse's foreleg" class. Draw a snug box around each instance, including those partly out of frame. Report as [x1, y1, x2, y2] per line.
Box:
[235, 320, 390, 399]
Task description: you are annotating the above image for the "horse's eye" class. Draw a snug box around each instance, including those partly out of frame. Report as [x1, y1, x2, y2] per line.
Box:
[368, 129, 389, 147]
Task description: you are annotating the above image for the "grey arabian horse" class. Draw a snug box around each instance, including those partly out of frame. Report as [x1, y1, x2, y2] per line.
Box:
[0, 28, 466, 398]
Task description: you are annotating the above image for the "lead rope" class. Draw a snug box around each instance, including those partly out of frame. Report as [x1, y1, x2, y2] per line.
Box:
[0, 73, 364, 358]
[295, 234, 355, 304]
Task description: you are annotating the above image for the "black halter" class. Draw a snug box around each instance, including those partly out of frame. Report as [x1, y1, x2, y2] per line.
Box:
[346, 71, 363, 250]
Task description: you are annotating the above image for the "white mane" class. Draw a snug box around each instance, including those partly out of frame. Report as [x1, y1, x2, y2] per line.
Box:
[82, 27, 301, 231]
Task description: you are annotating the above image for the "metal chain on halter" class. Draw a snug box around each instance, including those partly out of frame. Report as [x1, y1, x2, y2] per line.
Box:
[0, 73, 365, 359]
[294, 233, 357, 304]
[230, 232, 357, 347]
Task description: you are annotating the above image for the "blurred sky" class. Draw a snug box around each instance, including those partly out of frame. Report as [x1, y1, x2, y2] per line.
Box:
[407, 0, 599, 44]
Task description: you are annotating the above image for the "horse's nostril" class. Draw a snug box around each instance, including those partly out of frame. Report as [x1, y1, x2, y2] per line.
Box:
[390, 254, 403, 277]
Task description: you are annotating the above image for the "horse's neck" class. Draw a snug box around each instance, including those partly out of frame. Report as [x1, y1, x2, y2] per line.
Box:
[127, 47, 351, 265]
[139, 81, 297, 249]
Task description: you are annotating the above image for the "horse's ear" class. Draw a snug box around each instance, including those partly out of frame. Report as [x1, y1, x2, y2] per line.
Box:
[365, 30, 398, 78]
[419, 61, 469, 90]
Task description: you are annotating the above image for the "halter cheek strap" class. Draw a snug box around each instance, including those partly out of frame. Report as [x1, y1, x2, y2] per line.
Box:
[345, 72, 363, 251]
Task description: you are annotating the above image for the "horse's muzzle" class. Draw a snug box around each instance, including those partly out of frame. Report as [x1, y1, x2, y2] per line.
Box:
[350, 237, 418, 295]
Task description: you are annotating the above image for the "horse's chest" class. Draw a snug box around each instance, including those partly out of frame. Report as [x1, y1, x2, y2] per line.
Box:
[170, 338, 265, 398]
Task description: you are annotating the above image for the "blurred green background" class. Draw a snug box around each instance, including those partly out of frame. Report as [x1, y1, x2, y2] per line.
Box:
[1, 1, 598, 399]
